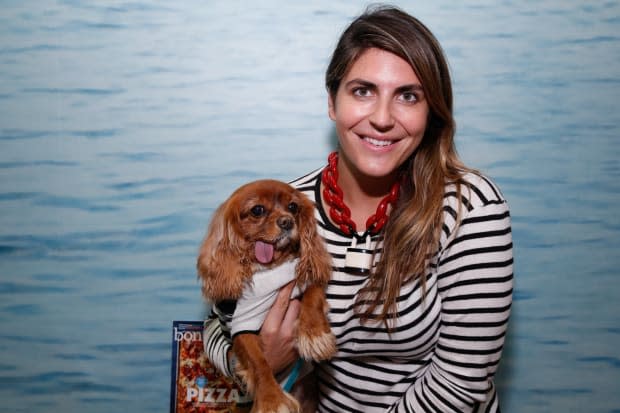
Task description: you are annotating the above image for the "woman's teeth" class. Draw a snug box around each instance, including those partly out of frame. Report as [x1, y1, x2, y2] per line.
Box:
[363, 136, 392, 147]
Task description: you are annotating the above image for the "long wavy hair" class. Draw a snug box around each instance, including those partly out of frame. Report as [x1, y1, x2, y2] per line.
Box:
[325, 5, 472, 326]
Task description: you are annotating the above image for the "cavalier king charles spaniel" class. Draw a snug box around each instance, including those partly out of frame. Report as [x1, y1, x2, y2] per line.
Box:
[197, 179, 335, 413]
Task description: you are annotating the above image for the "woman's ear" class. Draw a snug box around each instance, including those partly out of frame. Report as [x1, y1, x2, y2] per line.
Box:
[328, 94, 336, 121]
[296, 197, 333, 287]
[197, 203, 247, 302]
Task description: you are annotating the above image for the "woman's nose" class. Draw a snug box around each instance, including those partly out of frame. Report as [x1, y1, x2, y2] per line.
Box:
[368, 98, 395, 131]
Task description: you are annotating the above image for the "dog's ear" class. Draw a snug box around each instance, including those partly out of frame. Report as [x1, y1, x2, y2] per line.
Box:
[296, 196, 332, 286]
[197, 202, 248, 302]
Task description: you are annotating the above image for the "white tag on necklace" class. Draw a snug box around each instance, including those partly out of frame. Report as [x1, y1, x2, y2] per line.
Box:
[344, 235, 374, 274]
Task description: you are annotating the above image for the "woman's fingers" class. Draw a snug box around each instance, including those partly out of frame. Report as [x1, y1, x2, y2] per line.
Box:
[262, 281, 295, 332]
[260, 281, 300, 373]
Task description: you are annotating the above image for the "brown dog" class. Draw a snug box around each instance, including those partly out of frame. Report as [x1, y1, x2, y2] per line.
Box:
[197, 179, 335, 413]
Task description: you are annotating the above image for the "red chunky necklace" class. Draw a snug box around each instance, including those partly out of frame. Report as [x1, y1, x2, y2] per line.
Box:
[322, 151, 400, 237]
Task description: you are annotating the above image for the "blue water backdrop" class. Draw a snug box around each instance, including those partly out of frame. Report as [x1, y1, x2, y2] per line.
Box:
[1, 1, 619, 412]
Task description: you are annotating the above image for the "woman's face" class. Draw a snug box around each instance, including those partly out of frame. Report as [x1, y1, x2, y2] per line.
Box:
[329, 47, 429, 182]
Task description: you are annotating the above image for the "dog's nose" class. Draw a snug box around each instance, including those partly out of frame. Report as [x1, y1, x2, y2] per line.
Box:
[277, 216, 294, 230]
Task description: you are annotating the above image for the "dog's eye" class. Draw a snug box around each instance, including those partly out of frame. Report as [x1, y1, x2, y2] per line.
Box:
[287, 202, 299, 214]
[250, 205, 266, 217]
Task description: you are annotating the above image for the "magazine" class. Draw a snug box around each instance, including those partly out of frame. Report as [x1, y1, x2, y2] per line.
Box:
[170, 320, 247, 413]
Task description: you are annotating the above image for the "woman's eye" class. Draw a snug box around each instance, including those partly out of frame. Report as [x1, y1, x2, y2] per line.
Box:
[250, 205, 266, 217]
[400, 92, 418, 103]
[287, 202, 299, 214]
[353, 87, 371, 97]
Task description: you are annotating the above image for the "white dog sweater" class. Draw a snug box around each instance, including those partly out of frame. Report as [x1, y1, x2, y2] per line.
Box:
[213, 258, 302, 338]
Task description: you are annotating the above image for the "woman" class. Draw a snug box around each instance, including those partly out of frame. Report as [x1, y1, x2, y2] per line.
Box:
[204, 5, 513, 412]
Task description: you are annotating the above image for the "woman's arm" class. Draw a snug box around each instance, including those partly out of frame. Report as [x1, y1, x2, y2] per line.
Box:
[203, 315, 234, 376]
[391, 200, 514, 412]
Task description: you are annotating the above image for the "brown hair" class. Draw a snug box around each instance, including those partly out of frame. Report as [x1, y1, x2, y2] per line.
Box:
[326, 5, 471, 326]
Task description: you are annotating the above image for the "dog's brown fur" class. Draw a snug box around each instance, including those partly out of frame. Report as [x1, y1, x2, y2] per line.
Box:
[197, 179, 335, 413]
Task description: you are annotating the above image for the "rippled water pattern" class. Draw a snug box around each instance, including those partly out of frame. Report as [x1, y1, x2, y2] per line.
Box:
[1, 1, 619, 412]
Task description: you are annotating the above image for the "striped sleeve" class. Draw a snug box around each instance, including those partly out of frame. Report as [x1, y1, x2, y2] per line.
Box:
[202, 316, 233, 377]
[391, 182, 513, 412]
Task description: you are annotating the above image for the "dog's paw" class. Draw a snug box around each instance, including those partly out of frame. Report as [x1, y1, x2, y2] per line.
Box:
[297, 329, 336, 361]
[251, 389, 300, 413]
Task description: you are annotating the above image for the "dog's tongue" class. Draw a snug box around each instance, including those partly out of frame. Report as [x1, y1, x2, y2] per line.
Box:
[254, 241, 274, 264]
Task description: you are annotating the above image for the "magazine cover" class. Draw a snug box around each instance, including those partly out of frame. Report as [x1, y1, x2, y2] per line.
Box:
[170, 321, 247, 413]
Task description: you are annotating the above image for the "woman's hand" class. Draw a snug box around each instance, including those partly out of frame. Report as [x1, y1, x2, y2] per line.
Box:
[260, 281, 301, 374]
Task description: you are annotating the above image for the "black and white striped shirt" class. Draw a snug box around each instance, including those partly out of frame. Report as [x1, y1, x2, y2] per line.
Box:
[204, 167, 513, 412]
